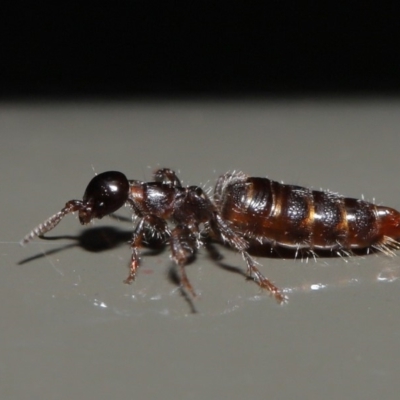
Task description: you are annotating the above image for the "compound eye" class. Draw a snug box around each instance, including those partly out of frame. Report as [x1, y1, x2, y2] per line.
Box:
[81, 171, 129, 221]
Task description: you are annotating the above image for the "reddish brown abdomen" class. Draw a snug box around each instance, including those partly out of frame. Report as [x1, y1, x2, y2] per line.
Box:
[217, 177, 400, 250]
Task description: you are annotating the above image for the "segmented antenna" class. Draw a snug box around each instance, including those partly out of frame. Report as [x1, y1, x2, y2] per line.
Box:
[20, 200, 82, 245]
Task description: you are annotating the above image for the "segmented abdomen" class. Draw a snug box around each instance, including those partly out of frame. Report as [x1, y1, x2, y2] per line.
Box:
[215, 174, 400, 251]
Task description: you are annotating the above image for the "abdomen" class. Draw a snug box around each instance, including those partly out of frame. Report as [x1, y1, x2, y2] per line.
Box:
[214, 173, 400, 252]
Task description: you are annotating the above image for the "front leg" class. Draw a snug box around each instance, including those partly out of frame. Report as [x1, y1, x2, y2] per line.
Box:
[170, 225, 198, 297]
[124, 215, 169, 284]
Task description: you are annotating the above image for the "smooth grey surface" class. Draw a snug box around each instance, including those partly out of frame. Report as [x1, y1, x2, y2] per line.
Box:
[1, 99, 400, 399]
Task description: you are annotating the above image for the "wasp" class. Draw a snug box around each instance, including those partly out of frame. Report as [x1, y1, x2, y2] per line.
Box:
[21, 169, 400, 303]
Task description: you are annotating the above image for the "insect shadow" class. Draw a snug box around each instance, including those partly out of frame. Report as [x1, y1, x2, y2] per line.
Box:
[18, 219, 378, 314]
[18, 218, 374, 279]
[18, 224, 245, 266]
[18, 224, 200, 312]
[17, 220, 237, 313]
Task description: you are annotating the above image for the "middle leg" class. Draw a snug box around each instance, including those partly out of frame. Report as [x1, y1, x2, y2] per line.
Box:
[170, 225, 198, 297]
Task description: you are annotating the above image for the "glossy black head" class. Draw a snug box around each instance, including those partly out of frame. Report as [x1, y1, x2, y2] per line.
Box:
[79, 171, 130, 224]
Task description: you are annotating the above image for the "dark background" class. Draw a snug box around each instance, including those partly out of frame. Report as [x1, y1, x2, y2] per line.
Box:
[2, 3, 399, 98]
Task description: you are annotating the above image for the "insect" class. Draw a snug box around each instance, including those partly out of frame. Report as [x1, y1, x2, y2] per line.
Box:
[21, 169, 400, 304]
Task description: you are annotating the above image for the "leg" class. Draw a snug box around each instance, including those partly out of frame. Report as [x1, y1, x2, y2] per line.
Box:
[170, 225, 197, 297]
[212, 212, 287, 304]
[124, 215, 169, 284]
[242, 252, 287, 304]
[153, 168, 182, 187]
